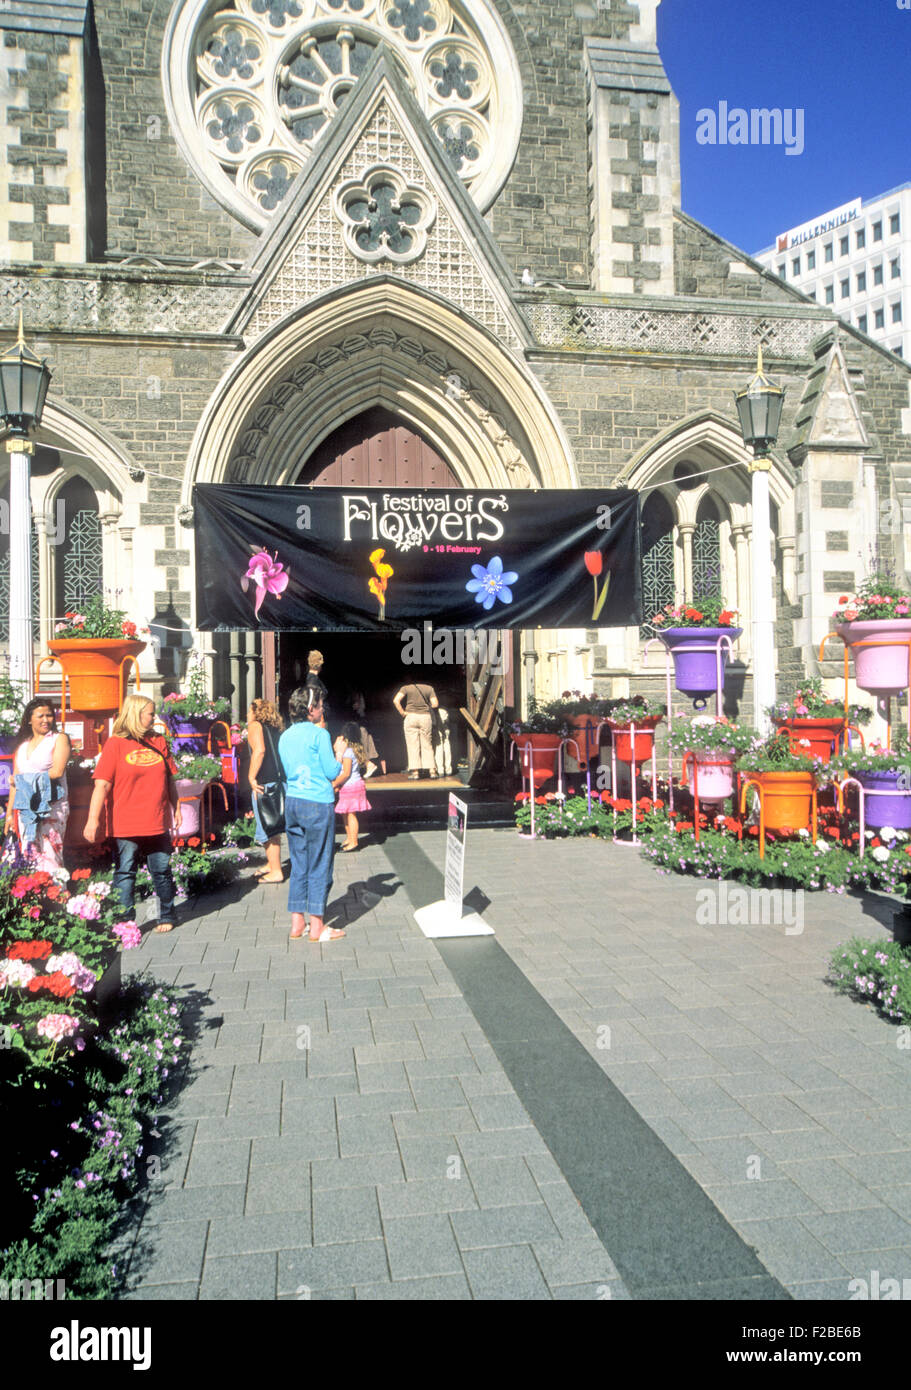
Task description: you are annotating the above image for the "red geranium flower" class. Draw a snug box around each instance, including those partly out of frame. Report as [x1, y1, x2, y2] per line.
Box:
[71, 868, 92, 882]
[748, 826, 759, 836]
[7, 940, 52, 960]
[45, 971, 76, 998]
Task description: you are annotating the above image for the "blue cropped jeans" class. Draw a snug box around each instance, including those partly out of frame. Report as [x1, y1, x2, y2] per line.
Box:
[285, 796, 335, 917]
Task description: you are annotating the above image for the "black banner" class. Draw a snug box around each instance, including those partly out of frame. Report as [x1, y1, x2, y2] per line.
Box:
[193, 484, 642, 632]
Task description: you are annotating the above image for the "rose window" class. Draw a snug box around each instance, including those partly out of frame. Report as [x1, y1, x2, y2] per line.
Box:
[163, 0, 521, 230]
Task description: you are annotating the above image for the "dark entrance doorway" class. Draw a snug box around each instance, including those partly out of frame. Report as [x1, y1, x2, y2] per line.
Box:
[273, 407, 509, 777]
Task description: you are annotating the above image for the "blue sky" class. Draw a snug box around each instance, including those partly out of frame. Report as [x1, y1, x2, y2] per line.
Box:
[657, 0, 911, 256]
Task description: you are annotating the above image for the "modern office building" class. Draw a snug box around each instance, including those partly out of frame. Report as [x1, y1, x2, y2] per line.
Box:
[755, 187, 911, 360]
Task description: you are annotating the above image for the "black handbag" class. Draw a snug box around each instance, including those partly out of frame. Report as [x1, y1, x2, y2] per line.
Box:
[256, 723, 286, 838]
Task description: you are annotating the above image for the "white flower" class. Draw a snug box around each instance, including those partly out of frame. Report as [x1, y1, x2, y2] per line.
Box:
[0, 709, 16, 722]
[88, 880, 111, 899]
[879, 826, 897, 842]
[814, 839, 830, 852]
[865, 830, 875, 839]
[871, 845, 891, 863]
[798, 828, 810, 838]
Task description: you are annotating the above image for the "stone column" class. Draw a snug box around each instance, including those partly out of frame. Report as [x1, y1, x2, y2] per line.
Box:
[678, 522, 695, 602]
[8, 443, 33, 693]
[732, 524, 752, 659]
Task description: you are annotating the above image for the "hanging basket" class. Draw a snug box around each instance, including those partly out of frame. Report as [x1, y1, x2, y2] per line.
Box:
[162, 712, 216, 754]
[837, 619, 911, 698]
[661, 627, 742, 702]
[47, 638, 145, 713]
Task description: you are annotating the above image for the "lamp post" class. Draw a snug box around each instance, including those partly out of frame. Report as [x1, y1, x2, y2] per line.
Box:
[0, 314, 52, 695]
[734, 347, 785, 735]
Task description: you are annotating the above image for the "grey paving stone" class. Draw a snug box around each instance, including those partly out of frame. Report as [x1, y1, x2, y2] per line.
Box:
[355, 1274, 473, 1300]
[451, 1203, 561, 1250]
[337, 1116, 399, 1158]
[278, 1241, 389, 1295]
[311, 1154, 406, 1190]
[457, 1128, 549, 1163]
[199, 1251, 278, 1300]
[279, 1098, 338, 1133]
[125, 1220, 209, 1288]
[553, 1280, 632, 1300]
[467, 1092, 534, 1131]
[404, 1056, 481, 1081]
[531, 1236, 619, 1287]
[464, 1156, 542, 1209]
[780, 1160, 887, 1213]
[313, 1187, 383, 1244]
[799, 1208, 911, 1254]
[377, 1178, 478, 1219]
[397, 1136, 463, 1182]
[355, 1061, 410, 1093]
[537, 1182, 600, 1239]
[383, 1214, 465, 1280]
[835, 1248, 911, 1282]
[142, 1183, 246, 1225]
[704, 1179, 822, 1222]
[183, 1139, 251, 1187]
[734, 1218, 859, 1284]
[244, 1162, 312, 1218]
[461, 1244, 552, 1300]
[119, 1282, 200, 1300]
[250, 1132, 338, 1166]
[393, 1107, 478, 1139]
[334, 1089, 414, 1119]
[208, 1212, 312, 1255]
[194, 1112, 280, 1142]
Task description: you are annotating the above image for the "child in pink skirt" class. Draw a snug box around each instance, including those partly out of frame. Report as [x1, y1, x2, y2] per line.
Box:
[333, 722, 372, 851]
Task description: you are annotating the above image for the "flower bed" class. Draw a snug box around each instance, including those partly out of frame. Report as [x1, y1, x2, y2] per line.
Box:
[828, 938, 911, 1024]
[0, 822, 251, 1297]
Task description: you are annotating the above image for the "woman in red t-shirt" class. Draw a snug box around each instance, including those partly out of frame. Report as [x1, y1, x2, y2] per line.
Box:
[85, 693, 182, 933]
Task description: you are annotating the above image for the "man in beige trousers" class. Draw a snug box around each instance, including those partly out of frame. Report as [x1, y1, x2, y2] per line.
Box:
[393, 681, 440, 780]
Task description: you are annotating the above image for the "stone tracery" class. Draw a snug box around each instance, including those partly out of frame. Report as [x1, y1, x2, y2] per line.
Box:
[164, 0, 517, 229]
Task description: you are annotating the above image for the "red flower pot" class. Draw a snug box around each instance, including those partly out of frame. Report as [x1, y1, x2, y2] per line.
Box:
[608, 716, 662, 764]
[48, 638, 146, 713]
[511, 732, 561, 787]
[773, 717, 845, 763]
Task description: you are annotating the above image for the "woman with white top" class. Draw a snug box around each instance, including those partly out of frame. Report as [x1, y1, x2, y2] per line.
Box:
[3, 697, 70, 876]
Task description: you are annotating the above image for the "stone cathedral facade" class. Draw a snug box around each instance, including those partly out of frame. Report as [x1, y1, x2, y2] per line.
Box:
[2, 0, 911, 730]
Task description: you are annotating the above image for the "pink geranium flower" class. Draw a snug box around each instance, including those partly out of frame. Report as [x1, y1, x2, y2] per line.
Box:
[241, 549, 289, 619]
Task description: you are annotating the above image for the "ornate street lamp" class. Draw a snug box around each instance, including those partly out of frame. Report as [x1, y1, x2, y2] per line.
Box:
[0, 313, 52, 693]
[734, 347, 785, 734]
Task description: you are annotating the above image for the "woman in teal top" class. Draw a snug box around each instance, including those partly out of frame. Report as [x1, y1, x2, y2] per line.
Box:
[278, 690, 346, 942]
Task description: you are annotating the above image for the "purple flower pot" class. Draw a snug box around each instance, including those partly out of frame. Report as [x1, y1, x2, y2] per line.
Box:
[661, 627, 742, 701]
[852, 769, 911, 830]
[0, 734, 17, 799]
[163, 713, 214, 755]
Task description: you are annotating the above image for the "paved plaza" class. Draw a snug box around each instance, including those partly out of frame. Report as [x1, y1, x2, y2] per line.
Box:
[112, 827, 911, 1301]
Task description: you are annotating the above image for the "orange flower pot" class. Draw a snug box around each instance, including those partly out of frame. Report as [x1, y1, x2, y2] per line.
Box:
[742, 770, 815, 833]
[48, 638, 145, 713]
[608, 716, 662, 764]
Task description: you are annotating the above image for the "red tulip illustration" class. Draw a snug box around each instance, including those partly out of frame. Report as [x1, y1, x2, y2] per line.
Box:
[584, 550, 610, 620]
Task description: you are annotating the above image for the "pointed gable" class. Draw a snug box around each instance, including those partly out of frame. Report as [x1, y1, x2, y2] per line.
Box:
[227, 46, 528, 350]
[792, 335, 869, 451]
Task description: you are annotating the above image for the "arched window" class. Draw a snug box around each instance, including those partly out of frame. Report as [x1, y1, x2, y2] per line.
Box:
[640, 491, 675, 635]
[693, 495, 722, 600]
[54, 477, 102, 620]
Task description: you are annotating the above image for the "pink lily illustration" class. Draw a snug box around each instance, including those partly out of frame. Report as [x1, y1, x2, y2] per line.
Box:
[241, 548, 289, 618]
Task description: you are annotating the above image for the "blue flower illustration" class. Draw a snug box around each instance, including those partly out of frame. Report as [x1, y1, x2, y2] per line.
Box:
[466, 555, 518, 611]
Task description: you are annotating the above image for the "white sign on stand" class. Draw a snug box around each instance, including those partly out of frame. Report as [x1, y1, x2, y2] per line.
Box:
[414, 794, 494, 939]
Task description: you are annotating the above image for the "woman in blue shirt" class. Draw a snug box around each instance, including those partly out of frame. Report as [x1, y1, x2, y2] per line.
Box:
[279, 690, 346, 942]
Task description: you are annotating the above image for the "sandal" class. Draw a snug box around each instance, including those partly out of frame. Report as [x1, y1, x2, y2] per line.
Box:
[309, 926, 346, 942]
[155, 922, 175, 933]
[340, 844, 358, 852]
